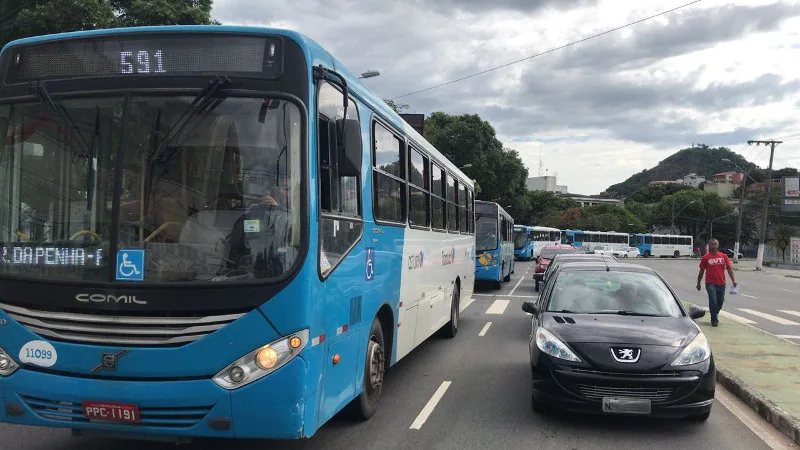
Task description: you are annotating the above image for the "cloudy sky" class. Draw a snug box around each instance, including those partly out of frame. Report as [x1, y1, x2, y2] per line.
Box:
[212, 0, 800, 195]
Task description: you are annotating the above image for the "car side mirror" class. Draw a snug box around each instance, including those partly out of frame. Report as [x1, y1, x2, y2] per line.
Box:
[521, 301, 538, 315]
[336, 118, 362, 177]
[689, 306, 705, 320]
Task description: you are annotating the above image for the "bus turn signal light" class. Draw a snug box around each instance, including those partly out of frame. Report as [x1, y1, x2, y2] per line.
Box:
[289, 336, 302, 349]
[332, 354, 340, 365]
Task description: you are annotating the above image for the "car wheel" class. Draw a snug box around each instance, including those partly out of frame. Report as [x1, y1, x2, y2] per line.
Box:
[687, 410, 711, 422]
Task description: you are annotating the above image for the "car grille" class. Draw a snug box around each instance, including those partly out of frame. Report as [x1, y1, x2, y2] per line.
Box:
[20, 395, 212, 428]
[577, 384, 674, 402]
[0, 302, 245, 347]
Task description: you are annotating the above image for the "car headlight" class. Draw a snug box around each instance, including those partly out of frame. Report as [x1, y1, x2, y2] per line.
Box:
[670, 332, 711, 366]
[213, 329, 309, 390]
[0, 347, 20, 376]
[535, 327, 581, 362]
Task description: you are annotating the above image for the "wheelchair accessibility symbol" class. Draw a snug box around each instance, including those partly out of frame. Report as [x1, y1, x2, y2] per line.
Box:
[116, 249, 144, 281]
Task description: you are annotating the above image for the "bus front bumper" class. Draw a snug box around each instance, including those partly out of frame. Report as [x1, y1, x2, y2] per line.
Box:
[475, 262, 501, 282]
[0, 356, 314, 440]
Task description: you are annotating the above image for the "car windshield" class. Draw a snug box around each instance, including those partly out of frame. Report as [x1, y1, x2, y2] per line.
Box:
[476, 215, 498, 252]
[540, 248, 576, 259]
[0, 95, 303, 283]
[546, 270, 683, 317]
[513, 230, 528, 249]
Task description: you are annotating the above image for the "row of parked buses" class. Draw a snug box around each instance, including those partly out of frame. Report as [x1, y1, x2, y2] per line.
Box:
[512, 226, 695, 260]
[475, 217, 697, 291]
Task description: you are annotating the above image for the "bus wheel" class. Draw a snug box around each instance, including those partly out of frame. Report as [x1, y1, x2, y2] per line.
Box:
[644, 250, 651, 257]
[347, 318, 386, 421]
[673, 251, 680, 258]
[439, 282, 460, 338]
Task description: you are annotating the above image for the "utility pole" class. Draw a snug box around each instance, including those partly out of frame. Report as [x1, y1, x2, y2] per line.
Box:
[747, 139, 781, 271]
[733, 174, 746, 263]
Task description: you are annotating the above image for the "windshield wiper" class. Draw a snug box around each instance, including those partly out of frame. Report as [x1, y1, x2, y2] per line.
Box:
[30, 81, 89, 159]
[143, 76, 231, 215]
[149, 76, 231, 164]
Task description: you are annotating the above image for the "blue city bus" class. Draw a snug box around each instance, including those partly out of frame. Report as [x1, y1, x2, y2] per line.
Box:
[513, 225, 535, 260]
[475, 201, 514, 289]
[0, 25, 477, 442]
[630, 233, 693, 258]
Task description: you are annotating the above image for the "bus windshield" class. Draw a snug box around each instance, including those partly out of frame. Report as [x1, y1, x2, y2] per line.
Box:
[476, 215, 498, 252]
[0, 95, 303, 283]
[513, 229, 528, 249]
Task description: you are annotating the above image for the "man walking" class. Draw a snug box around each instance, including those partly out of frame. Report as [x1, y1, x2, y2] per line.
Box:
[696, 238, 738, 327]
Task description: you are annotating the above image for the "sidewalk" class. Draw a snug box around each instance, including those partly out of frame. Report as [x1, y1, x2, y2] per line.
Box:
[684, 300, 800, 444]
[732, 259, 800, 279]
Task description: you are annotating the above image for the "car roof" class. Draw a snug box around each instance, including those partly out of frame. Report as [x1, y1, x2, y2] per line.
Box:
[557, 261, 656, 273]
[552, 253, 614, 260]
[541, 244, 577, 250]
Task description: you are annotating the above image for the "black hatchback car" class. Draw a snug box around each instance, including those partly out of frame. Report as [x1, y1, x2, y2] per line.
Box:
[522, 261, 714, 421]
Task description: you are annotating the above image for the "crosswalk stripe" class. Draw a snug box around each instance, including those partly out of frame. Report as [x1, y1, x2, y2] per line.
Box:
[778, 310, 800, 318]
[738, 308, 800, 326]
[701, 307, 757, 325]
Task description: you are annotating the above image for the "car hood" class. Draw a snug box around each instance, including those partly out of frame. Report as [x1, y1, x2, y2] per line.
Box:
[542, 313, 698, 371]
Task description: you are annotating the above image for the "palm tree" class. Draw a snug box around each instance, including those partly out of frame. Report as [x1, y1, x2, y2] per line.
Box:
[772, 224, 797, 262]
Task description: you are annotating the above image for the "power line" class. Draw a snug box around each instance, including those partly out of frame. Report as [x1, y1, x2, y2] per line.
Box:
[389, 0, 704, 100]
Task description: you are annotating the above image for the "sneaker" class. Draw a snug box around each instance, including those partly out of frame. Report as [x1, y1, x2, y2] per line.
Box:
[711, 321, 719, 327]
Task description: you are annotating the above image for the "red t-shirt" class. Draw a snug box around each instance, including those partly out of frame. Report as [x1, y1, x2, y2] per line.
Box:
[699, 252, 732, 285]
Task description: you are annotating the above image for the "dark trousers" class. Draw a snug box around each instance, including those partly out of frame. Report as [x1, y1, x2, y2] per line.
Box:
[705, 283, 726, 323]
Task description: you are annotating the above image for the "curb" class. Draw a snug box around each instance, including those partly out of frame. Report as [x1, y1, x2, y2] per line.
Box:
[716, 365, 800, 445]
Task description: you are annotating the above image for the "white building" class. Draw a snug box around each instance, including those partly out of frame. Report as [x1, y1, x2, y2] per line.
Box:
[526, 175, 568, 194]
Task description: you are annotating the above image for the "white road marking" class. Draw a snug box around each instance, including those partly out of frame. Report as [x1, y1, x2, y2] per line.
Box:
[473, 294, 536, 298]
[777, 335, 800, 340]
[779, 288, 793, 292]
[486, 299, 510, 315]
[459, 297, 475, 313]
[740, 294, 758, 299]
[409, 381, 451, 430]
[701, 307, 758, 325]
[715, 384, 797, 449]
[478, 322, 492, 336]
[778, 310, 800, 318]
[508, 274, 527, 296]
[738, 308, 800, 326]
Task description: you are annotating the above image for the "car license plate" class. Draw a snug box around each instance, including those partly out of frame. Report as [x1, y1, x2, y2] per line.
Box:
[82, 401, 140, 424]
[601, 397, 651, 415]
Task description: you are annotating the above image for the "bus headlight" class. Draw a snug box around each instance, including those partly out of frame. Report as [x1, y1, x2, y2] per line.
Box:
[0, 347, 20, 376]
[212, 329, 309, 390]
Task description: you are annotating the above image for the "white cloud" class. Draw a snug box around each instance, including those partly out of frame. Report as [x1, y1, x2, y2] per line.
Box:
[212, 0, 800, 195]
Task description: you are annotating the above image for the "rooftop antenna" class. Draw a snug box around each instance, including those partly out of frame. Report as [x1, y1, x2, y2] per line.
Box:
[538, 143, 544, 177]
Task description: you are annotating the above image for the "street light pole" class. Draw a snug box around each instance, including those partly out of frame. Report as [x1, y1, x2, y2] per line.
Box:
[747, 140, 781, 271]
[671, 199, 697, 235]
[721, 158, 753, 263]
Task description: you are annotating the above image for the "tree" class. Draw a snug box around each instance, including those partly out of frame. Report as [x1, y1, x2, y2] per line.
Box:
[625, 184, 696, 204]
[0, 0, 218, 49]
[423, 112, 528, 212]
[772, 224, 797, 262]
[384, 99, 409, 114]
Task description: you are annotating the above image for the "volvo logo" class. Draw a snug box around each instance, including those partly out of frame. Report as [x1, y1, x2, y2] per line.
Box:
[91, 350, 129, 373]
[610, 347, 641, 363]
[76, 294, 147, 305]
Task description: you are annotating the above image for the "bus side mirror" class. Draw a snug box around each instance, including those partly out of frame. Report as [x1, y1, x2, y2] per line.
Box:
[336, 118, 362, 177]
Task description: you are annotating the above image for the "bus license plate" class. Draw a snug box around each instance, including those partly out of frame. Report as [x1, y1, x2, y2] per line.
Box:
[82, 401, 140, 423]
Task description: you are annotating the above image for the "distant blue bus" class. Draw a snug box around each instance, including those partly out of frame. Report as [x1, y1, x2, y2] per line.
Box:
[475, 201, 514, 288]
[513, 225, 535, 260]
[631, 233, 693, 258]
[0, 25, 477, 442]
[514, 225, 561, 260]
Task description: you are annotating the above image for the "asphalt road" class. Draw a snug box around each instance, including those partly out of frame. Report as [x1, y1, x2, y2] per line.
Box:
[632, 258, 800, 341]
[0, 262, 790, 449]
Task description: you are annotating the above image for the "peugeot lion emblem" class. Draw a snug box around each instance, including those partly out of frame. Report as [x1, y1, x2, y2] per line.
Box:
[610, 347, 641, 363]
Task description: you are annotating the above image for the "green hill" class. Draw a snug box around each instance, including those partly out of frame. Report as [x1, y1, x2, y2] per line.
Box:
[602, 146, 761, 198]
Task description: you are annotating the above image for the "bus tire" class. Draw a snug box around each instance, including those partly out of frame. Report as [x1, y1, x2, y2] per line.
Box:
[346, 318, 386, 421]
[439, 281, 460, 338]
[673, 251, 680, 258]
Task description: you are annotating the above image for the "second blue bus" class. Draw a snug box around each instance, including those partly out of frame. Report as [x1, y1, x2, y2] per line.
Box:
[475, 201, 514, 289]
